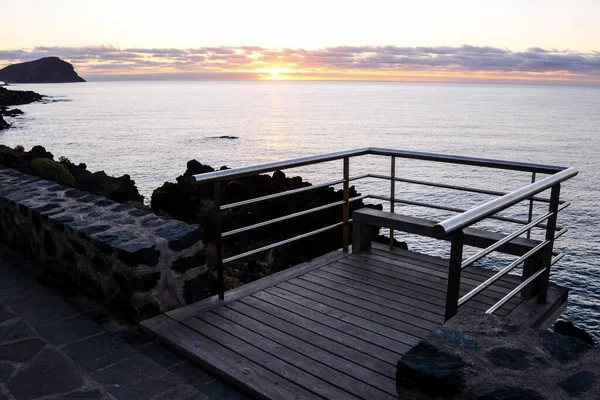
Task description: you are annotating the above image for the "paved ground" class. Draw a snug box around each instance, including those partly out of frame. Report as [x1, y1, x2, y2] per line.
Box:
[0, 245, 248, 400]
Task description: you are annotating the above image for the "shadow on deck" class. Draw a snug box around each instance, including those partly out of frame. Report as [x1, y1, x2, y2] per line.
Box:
[141, 243, 567, 400]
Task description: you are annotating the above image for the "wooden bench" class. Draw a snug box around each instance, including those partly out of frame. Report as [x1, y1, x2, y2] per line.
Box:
[352, 208, 543, 298]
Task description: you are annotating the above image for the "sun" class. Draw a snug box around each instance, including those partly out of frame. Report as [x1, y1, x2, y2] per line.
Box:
[258, 67, 292, 80]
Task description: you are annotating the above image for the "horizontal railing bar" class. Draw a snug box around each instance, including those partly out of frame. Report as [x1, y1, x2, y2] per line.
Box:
[368, 173, 562, 204]
[367, 194, 532, 226]
[223, 221, 347, 264]
[461, 210, 556, 269]
[433, 167, 578, 238]
[223, 195, 367, 237]
[485, 267, 548, 314]
[221, 174, 369, 210]
[458, 239, 551, 307]
[551, 253, 565, 266]
[194, 147, 569, 184]
[195, 148, 370, 183]
[554, 227, 569, 240]
[369, 148, 567, 175]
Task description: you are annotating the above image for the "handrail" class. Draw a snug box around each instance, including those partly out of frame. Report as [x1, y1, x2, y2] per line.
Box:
[193, 147, 569, 183]
[432, 167, 578, 238]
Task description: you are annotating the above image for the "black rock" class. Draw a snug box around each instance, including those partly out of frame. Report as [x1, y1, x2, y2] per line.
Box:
[396, 341, 470, 398]
[554, 320, 596, 347]
[478, 386, 545, 400]
[0, 57, 85, 84]
[485, 347, 531, 370]
[558, 370, 596, 397]
[0, 114, 8, 130]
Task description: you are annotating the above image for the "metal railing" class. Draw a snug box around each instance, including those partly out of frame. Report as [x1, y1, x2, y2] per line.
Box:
[194, 147, 577, 320]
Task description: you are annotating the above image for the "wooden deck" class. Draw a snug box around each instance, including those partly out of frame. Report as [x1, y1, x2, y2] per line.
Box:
[141, 244, 558, 400]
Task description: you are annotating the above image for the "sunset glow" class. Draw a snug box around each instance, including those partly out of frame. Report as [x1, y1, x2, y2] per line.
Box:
[1, 0, 599, 83]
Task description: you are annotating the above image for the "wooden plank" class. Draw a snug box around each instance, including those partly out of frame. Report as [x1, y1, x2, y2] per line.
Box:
[140, 315, 318, 400]
[167, 249, 349, 321]
[186, 316, 391, 400]
[359, 252, 519, 296]
[270, 284, 423, 345]
[291, 276, 440, 331]
[310, 268, 445, 316]
[209, 306, 397, 392]
[222, 301, 395, 377]
[238, 295, 400, 365]
[369, 246, 519, 290]
[302, 271, 444, 321]
[251, 290, 411, 355]
[353, 208, 541, 256]
[345, 255, 521, 306]
[329, 261, 515, 316]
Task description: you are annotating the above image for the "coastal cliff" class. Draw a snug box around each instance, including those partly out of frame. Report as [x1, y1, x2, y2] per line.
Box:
[0, 86, 45, 129]
[0, 57, 85, 84]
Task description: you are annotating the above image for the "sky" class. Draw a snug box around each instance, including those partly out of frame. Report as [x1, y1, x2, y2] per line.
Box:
[1, 0, 599, 83]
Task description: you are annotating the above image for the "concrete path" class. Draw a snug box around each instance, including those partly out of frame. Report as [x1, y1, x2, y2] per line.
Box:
[0, 245, 247, 400]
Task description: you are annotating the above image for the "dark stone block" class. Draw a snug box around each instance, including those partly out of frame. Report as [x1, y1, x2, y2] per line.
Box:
[116, 241, 160, 267]
[52, 214, 75, 226]
[130, 272, 161, 293]
[68, 238, 86, 255]
[168, 362, 214, 388]
[141, 217, 166, 228]
[91, 255, 110, 275]
[172, 250, 206, 273]
[36, 315, 105, 346]
[129, 208, 153, 217]
[31, 203, 61, 214]
[18, 204, 29, 217]
[31, 211, 41, 230]
[91, 354, 180, 400]
[63, 332, 135, 372]
[111, 204, 130, 212]
[0, 282, 51, 306]
[94, 231, 135, 247]
[11, 296, 78, 326]
[79, 224, 112, 237]
[7, 348, 85, 400]
[65, 189, 87, 199]
[0, 338, 46, 362]
[112, 328, 152, 348]
[138, 342, 181, 368]
[485, 347, 531, 370]
[43, 230, 57, 256]
[0, 320, 36, 344]
[87, 211, 104, 218]
[76, 194, 99, 203]
[48, 184, 66, 192]
[153, 385, 207, 400]
[478, 386, 545, 400]
[540, 331, 590, 363]
[0, 361, 14, 383]
[396, 341, 470, 398]
[183, 272, 211, 304]
[117, 218, 135, 225]
[431, 328, 479, 350]
[558, 371, 595, 397]
[155, 224, 202, 251]
[58, 388, 111, 399]
[0, 305, 16, 323]
[197, 378, 249, 400]
[96, 199, 114, 208]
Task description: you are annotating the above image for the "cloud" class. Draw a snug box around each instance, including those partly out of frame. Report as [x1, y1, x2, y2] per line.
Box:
[0, 45, 598, 82]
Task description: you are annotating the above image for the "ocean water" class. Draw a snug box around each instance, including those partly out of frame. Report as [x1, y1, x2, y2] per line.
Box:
[1, 81, 599, 338]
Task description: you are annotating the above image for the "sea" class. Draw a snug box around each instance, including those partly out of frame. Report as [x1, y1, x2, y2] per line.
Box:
[1, 81, 599, 339]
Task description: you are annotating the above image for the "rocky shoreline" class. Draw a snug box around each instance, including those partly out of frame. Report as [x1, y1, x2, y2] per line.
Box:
[0, 86, 45, 129]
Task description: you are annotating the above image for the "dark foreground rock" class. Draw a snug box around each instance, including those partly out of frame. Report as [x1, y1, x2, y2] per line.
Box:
[554, 320, 596, 347]
[0, 57, 85, 84]
[0, 86, 45, 129]
[0, 145, 144, 204]
[396, 310, 600, 399]
[0, 114, 8, 130]
[152, 159, 405, 291]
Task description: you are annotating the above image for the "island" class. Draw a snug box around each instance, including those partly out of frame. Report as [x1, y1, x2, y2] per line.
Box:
[0, 57, 85, 84]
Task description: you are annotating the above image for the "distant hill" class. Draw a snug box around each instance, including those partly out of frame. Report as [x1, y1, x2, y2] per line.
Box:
[0, 57, 85, 83]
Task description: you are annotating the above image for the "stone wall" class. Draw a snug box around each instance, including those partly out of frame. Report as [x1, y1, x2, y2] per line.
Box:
[0, 167, 210, 320]
[396, 309, 599, 399]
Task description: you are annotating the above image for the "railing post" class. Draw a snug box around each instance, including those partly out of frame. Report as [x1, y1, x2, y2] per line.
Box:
[389, 156, 396, 249]
[538, 183, 561, 303]
[445, 230, 464, 321]
[342, 157, 350, 252]
[526, 172, 536, 239]
[213, 182, 224, 300]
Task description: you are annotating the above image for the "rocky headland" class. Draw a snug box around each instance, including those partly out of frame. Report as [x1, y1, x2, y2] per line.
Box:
[0, 57, 85, 84]
[0, 86, 45, 129]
